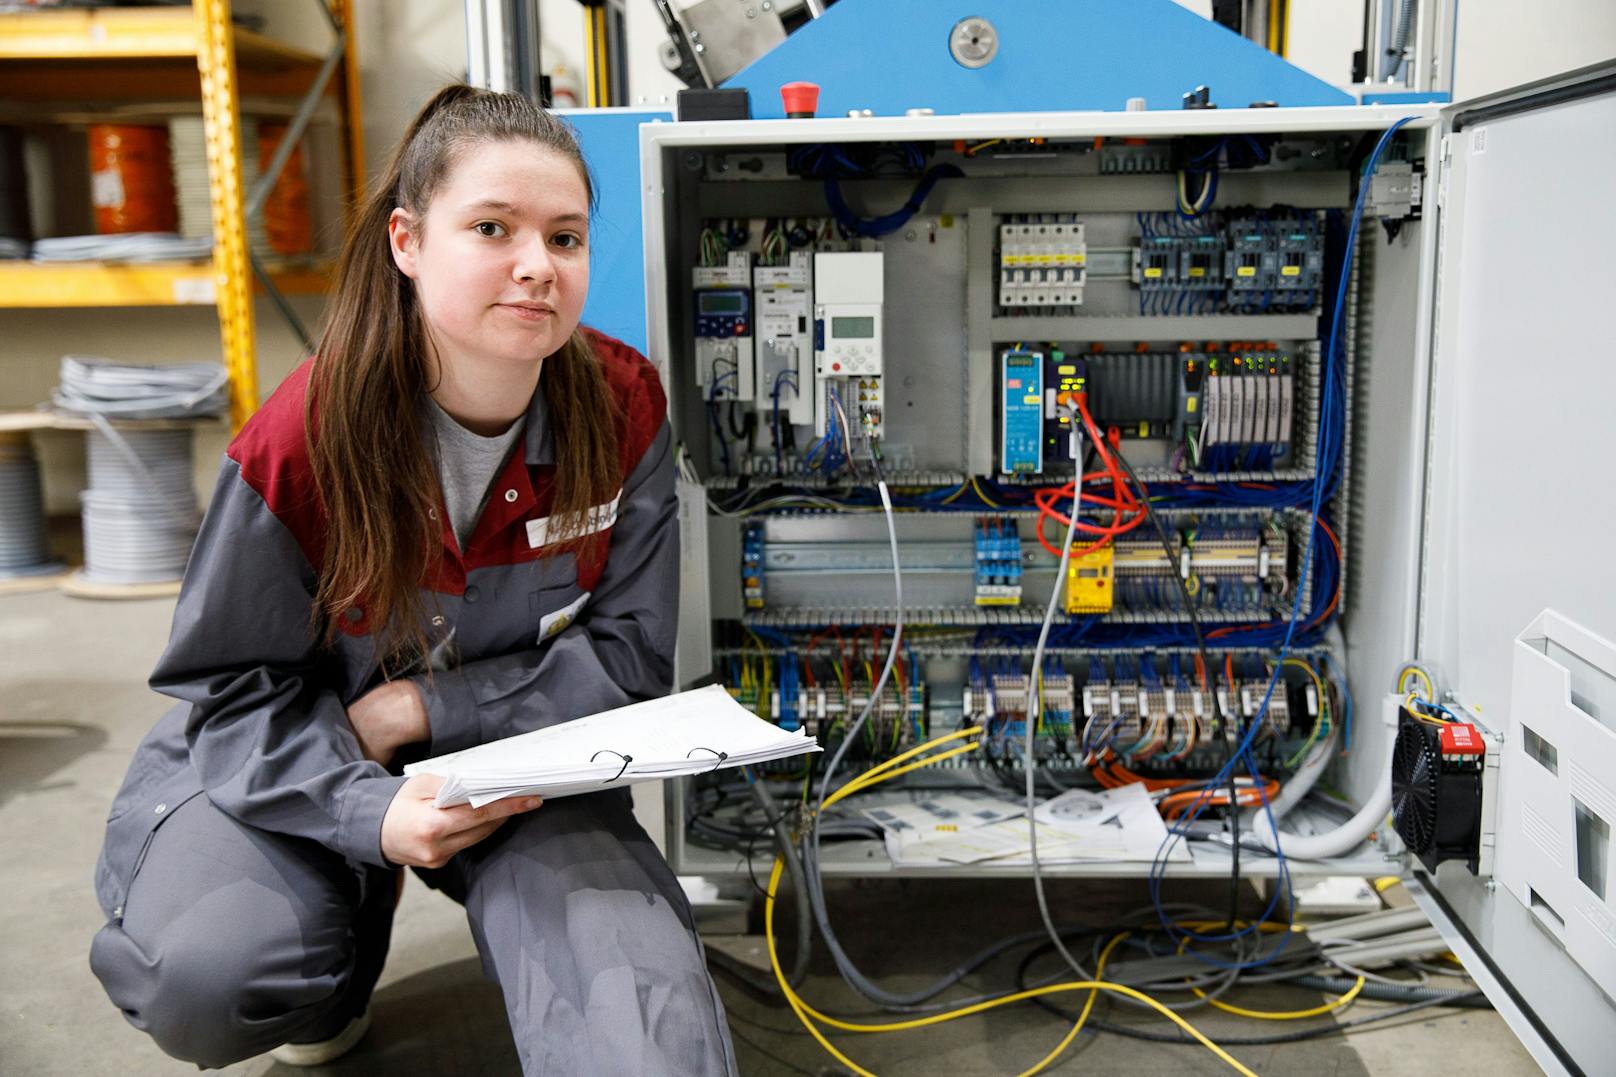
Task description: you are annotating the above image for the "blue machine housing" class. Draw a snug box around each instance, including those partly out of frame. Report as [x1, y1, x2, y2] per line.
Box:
[724, 0, 1353, 118]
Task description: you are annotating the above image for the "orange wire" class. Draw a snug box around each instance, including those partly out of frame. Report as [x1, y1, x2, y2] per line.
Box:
[1160, 779, 1281, 820]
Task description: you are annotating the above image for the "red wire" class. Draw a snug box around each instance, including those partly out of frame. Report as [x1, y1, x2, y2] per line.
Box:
[1032, 398, 1148, 559]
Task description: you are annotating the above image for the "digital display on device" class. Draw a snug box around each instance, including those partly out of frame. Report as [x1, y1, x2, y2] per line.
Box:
[831, 316, 875, 338]
[700, 292, 744, 314]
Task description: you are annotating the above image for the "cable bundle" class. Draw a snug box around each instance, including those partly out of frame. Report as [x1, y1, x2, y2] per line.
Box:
[53, 356, 228, 420]
[53, 356, 224, 585]
[1031, 393, 1147, 558]
[0, 439, 57, 578]
[80, 428, 199, 584]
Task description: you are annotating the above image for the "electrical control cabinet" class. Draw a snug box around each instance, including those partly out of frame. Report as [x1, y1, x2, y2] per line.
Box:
[633, 64, 1616, 1074]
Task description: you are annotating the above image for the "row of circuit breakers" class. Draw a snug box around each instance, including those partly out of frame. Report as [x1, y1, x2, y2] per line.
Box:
[999, 344, 1297, 475]
[999, 209, 1326, 313]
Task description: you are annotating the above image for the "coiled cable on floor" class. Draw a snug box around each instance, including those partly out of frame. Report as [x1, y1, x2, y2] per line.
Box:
[80, 427, 199, 583]
[0, 439, 59, 577]
[53, 356, 226, 584]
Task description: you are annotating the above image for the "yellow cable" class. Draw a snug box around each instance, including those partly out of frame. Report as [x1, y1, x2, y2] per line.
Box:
[1283, 657, 1330, 765]
[970, 476, 1002, 508]
[829, 725, 984, 801]
[1016, 932, 1127, 1076]
[766, 859, 1259, 1077]
[836, 742, 983, 799]
[1396, 664, 1434, 701]
[1193, 975, 1364, 1020]
[765, 743, 1262, 1077]
[744, 627, 772, 711]
[1405, 691, 1448, 725]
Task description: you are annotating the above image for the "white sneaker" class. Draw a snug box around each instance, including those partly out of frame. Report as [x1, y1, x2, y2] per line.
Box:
[269, 1010, 371, 1067]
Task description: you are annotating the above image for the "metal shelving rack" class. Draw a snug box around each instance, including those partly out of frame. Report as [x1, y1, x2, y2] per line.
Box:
[0, 0, 364, 430]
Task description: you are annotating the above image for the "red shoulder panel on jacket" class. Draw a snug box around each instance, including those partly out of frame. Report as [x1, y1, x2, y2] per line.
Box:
[581, 327, 668, 478]
[226, 358, 327, 568]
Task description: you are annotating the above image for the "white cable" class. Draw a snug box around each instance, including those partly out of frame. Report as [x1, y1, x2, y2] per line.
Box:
[53, 356, 228, 419]
[1026, 423, 1090, 978]
[1250, 719, 1390, 860]
[81, 427, 198, 583]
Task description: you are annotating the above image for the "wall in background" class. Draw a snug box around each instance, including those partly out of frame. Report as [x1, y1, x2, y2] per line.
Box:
[1274, 0, 1615, 100]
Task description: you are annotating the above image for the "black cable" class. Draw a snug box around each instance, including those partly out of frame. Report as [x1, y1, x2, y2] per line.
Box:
[726, 399, 753, 443]
[1109, 443, 1239, 929]
[1013, 942, 1488, 1045]
[724, 1022, 818, 1076]
[745, 774, 814, 989]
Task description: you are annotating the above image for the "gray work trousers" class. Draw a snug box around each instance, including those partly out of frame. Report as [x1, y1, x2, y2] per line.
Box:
[89, 787, 737, 1075]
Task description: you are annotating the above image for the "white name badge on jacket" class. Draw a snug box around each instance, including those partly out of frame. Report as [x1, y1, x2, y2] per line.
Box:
[524, 492, 622, 549]
[538, 591, 591, 642]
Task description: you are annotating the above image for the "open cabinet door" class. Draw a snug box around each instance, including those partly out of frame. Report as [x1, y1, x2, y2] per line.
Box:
[1410, 61, 1616, 1077]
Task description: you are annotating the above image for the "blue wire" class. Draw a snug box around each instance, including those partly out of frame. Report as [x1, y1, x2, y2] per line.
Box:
[771, 368, 799, 477]
[1321, 651, 1353, 753]
[1145, 116, 1416, 969]
[708, 370, 737, 476]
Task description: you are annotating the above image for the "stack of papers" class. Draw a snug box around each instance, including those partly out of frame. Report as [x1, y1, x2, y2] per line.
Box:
[405, 684, 820, 808]
[869, 783, 1190, 867]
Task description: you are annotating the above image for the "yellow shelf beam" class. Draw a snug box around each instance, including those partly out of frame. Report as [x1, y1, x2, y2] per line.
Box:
[0, 8, 323, 67]
[194, 0, 255, 430]
[0, 8, 336, 102]
[0, 261, 332, 308]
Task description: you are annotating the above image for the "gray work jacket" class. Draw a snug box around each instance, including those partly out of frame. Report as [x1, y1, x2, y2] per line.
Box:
[94, 330, 677, 920]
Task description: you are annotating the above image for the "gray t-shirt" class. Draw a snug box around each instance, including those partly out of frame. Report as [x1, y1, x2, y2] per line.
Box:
[424, 395, 526, 551]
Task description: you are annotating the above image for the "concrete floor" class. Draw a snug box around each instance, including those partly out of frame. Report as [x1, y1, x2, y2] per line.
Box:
[1, 588, 1540, 1076]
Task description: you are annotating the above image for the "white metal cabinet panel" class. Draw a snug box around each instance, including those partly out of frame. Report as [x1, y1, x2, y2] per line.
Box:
[1421, 66, 1616, 721]
[1415, 62, 1616, 1077]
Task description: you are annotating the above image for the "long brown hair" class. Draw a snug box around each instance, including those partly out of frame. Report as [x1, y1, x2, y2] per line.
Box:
[308, 85, 620, 659]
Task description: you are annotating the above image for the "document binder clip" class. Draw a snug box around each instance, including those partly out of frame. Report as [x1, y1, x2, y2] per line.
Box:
[589, 749, 633, 783]
[686, 746, 729, 773]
